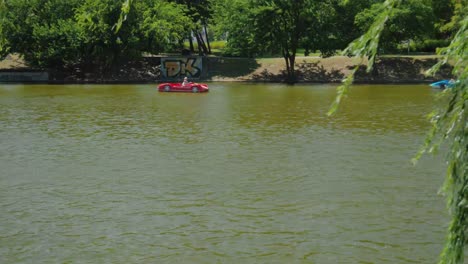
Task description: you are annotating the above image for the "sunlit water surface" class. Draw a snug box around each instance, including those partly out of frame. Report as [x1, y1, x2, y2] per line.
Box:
[0, 83, 449, 263]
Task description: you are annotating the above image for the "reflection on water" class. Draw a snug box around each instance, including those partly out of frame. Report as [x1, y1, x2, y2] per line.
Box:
[0, 83, 448, 263]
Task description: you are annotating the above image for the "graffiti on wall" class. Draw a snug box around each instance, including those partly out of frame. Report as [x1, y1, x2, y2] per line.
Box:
[161, 57, 203, 78]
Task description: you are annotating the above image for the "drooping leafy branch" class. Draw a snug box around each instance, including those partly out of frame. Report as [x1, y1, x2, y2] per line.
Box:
[329, 1, 467, 263]
[417, 15, 467, 264]
[328, 0, 399, 116]
[114, 0, 133, 33]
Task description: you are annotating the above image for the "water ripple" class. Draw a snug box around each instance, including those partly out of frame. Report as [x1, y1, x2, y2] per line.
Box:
[0, 83, 450, 263]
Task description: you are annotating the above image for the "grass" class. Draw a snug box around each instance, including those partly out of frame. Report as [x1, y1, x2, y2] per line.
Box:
[0, 54, 28, 69]
[183, 40, 226, 51]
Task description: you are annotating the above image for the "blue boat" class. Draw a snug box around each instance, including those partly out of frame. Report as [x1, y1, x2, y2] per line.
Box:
[430, 79, 456, 89]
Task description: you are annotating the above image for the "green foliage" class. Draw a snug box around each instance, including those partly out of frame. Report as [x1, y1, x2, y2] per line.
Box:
[431, 0, 455, 37]
[249, 0, 310, 81]
[28, 19, 82, 68]
[186, 40, 225, 51]
[312, 0, 374, 56]
[173, 0, 213, 54]
[234, 0, 341, 81]
[0, 0, 9, 60]
[329, 0, 399, 116]
[1, 0, 82, 68]
[437, 0, 466, 37]
[402, 39, 452, 53]
[1, 0, 193, 70]
[75, 0, 144, 69]
[331, 1, 468, 263]
[139, 1, 192, 54]
[211, 0, 258, 57]
[355, 0, 435, 52]
[174, 0, 212, 25]
[114, 0, 132, 33]
[419, 17, 468, 264]
[209, 40, 226, 50]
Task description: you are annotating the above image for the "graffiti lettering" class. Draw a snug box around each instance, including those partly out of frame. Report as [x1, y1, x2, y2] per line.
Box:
[161, 57, 203, 78]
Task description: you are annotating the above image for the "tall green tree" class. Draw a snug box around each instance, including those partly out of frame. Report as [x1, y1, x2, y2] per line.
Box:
[321, 0, 375, 55]
[173, 0, 213, 55]
[210, 0, 259, 57]
[440, 0, 467, 36]
[1, 0, 192, 70]
[75, 0, 143, 71]
[354, 0, 435, 52]
[0, 0, 82, 68]
[0, 0, 9, 60]
[432, 0, 456, 38]
[250, 0, 336, 82]
[137, 0, 192, 55]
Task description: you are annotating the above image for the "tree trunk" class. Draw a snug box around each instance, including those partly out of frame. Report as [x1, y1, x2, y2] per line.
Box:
[287, 55, 296, 83]
[204, 25, 211, 54]
[195, 33, 202, 55]
[282, 48, 296, 83]
[189, 32, 194, 52]
[283, 56, 290, 79]
[195, 32, 209, 55]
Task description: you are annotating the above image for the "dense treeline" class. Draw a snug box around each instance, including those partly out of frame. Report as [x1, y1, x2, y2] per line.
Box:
[0, 0, 463, 78]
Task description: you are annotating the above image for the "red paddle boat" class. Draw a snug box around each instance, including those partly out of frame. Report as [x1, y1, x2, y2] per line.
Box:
[158, 82, 209, 93]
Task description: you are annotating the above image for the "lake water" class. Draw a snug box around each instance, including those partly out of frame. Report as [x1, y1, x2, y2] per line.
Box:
[0, 83, 448, 263]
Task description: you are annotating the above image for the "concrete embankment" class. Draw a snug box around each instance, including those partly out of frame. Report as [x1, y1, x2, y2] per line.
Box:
[0, 71, 49, 83]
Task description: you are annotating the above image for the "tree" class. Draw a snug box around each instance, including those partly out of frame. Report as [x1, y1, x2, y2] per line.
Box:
[355, 0, 435, 52]
[304, 0, 374, 57]
[173, 0, 213, 55]
[0, 0, 82, 68]
[330, 0, 467, 263]
[212, 0, 342, 81]
[440, 0, 467, 37]
[432, 0, 456, 38]
[210, 0, 259, 57]
[138, 0, 192, 55]
[300, 0, 340, 57]
[0, 0, 9, 60]
[75, 0, 144, 71]
[250, 0, 337, 83]
[0, 0, 193, 70]
[424, 15, 467, 263]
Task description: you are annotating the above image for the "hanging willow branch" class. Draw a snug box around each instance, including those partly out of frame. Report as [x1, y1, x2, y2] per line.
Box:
[330, 1, 467, 262]
[113, 0, 133, 33]
[327, 0, 399, 116]
[415, 16, 467, 264]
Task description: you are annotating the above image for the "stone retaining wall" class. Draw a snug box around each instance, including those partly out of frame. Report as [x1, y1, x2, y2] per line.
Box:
[0, 71, 48, 82]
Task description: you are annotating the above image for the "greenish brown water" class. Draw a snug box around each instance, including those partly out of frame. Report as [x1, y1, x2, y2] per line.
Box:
[0, 83, 448, 263]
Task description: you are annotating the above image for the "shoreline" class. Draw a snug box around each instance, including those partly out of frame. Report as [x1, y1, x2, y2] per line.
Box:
[0, 55, 452, 85]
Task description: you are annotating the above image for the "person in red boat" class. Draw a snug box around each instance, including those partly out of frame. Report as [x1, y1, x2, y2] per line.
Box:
[182, 76, 188, 86]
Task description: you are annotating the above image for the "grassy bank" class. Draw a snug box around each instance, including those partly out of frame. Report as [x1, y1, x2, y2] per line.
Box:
[0, 54, 451, 84]
[205, 55, 451, 83]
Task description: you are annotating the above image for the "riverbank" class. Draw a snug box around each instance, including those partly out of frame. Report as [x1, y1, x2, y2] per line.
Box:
[0, 54, 452, 84]
[206, 56, 452, 83]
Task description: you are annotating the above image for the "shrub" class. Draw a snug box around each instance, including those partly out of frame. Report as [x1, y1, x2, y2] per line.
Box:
[400, 39, 451, 53]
